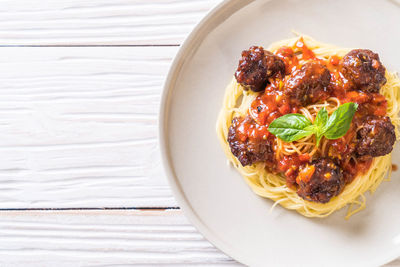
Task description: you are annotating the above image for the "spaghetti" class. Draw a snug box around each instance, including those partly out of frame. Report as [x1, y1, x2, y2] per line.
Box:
[216, 35, 400, 218]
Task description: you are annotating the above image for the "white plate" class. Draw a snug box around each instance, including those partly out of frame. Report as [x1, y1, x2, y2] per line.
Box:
[159, 0, 400, 266]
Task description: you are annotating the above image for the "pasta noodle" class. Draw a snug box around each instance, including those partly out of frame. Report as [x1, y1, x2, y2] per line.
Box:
[216, 35, 400, 218]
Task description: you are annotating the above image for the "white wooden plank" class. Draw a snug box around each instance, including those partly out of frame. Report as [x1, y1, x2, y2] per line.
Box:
[0, 209, 240, 266]
[0, 46, 177, 208]
[0, 209, 397, 267]
[0, 0, 221, 45]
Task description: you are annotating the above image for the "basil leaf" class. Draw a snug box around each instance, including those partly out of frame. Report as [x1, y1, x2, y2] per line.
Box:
[268, 114, 314, 142]
[314, 108, 328, 146]
[288, 127, 316, 142]
[323, 102, 358, 140]
[314, 107, 328, 129]
[268, 103, 357, 144]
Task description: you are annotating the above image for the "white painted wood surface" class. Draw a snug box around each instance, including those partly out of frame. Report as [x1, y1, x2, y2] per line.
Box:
[0, 0, 397, 266]
[0, 46, 178, 208]
[0, 209, 396, 267]
[0, 210, 239, 266]
[0, 0, 221, 45]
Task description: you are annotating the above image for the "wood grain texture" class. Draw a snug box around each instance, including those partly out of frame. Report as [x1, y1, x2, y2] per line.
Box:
[0, 47, 178, 208]
[0, 1, 398, 266]
[0, 209, 240, 266]
[0, 0, 220, 45]
[0, 209, 398, 266]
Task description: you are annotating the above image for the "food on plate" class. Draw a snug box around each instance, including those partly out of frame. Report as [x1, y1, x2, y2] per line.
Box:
[216, 35, 400, 218]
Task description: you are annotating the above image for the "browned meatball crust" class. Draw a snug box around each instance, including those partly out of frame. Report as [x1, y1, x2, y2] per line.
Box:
[342, 49, 386, 93]
[227, 116, 274, 166]
[356, 115, 396, 157]
[235, 46, 285, 92]
[283, 62, 331, 105]
[297, 158, 344, 203]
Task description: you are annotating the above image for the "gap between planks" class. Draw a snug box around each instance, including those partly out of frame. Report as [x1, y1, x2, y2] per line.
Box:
[0, 209, 397, 266]
[0, 44, 180, 47]
[0, 209, 241, 266]
[0, 207, 180, 211]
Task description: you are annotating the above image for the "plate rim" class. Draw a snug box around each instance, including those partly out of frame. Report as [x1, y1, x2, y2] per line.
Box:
[158, 0, 400, 266]
[159, 0, 252, 265]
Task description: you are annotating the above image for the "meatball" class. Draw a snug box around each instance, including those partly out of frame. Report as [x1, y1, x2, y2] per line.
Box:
[297, 158, 344, 203]
[356, 115, 396, 157]
[235, 46, 285, 92]
[227, 116, 274, 166]
[342, 49, 386, 93]
[283, 62, 331, 105]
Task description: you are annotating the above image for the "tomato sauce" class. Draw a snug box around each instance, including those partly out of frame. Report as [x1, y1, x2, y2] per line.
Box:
[235, 38, 386, 185]
[341, 157, 373, 183]
[392, 164, 398, 171]
[249, 81, 297, 126]
[295, 37, 316, 60]
[277, 154, 311, 188]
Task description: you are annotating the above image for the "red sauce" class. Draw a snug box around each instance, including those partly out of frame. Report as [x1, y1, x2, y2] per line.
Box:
[249, 81, 296, 126]
[341, 157, 373, 183]
[328, 126, 357, 157]
[277, 154, 311, 188]
[276, 46, 299, 74]
[235, 38, 387, 186]
[236, 116, 269, 142]
[294, 37, 316, 60]
[392, 164, 398, 171]
[329, 55, 340, 66]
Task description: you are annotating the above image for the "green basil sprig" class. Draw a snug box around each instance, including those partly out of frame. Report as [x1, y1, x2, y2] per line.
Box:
[268, 102, 358, 145]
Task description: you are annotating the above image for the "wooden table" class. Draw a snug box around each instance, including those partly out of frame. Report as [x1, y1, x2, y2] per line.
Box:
[0, 1, 397, 266]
